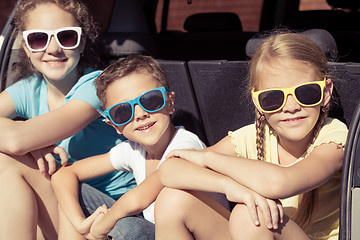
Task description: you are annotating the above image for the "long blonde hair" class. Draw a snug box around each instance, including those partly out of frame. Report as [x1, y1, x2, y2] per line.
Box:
[248, 32, 329, 227]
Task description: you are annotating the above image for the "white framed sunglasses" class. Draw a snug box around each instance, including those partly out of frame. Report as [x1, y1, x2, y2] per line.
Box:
[22, 26, 82, 52]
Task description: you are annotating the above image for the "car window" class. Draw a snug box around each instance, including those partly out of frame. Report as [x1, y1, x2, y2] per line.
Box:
[155, 0, 263, 32]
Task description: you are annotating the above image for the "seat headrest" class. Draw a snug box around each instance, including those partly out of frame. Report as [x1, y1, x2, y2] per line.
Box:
[245, 29, 338, 61]
[327, 0, 360, 10]
[184, 12, 242, 32]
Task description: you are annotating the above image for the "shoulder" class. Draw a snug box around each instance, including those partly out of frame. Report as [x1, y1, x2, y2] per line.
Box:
[6, 74, 43, 93]
[317, 118, 348, 142]
[228, 123, 256, 142]
[310, 117, 348, 152]
[170, 126, 206, 150]
[109, 140, 146, 170]
[71, 69, 103, 91]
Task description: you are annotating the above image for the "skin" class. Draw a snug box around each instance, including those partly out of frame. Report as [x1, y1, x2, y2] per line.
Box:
[51, 73, 177, 239]
[0, 3, 99, 239]
[155, 57, 344, 240]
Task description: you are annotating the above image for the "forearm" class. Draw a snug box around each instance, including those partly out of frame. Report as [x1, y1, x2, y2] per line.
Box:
[0, 101, 99, 155]
[92, 172, 163, 236]
[158, 157, 229, 194]
[202, 151, 288, 198]
[51, 167, 86, 230]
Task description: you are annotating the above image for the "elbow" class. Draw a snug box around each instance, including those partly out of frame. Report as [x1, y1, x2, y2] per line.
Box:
[157, 158, 177, 187]
[258, 173, 290, 199]
[2, 137, 28, 155]
[125, 194, 149, 215]
[51, 166, 66, 187]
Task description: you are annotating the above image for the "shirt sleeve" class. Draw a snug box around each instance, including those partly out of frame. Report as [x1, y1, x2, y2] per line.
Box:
[159, 127, 206, 165]
[228, 124, 258, 159]
[309, 118, 348, 153]
[5, 75, 43, 118]
[64, 70, 105, 116]
[109, 141, 145, 172]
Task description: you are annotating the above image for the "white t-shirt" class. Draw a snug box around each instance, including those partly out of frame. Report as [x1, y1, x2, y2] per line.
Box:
[110, 126, 208, 223]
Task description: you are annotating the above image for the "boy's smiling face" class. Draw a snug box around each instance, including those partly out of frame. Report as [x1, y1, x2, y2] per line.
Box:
[105, 71, 175, 150]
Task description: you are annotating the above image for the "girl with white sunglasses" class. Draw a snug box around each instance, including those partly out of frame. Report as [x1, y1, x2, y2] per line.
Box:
[155, 32, 348, 240]
[0, 0, 138, 239]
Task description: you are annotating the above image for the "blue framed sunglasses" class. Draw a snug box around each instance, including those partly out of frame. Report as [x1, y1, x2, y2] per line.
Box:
[104, 87, 170, 126]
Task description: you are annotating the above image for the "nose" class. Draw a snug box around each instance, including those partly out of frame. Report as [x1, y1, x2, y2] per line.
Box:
[282, 94, 301, 113]
[45, 35, 62, 53]
[134, 104, 149, 121]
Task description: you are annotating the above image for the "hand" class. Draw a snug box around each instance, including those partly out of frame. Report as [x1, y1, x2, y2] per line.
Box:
[75, 205, 108, 239]
[224, 178, 283, 229]
[90, 206, 110, 240]
[166, 148, 206, 167]
[29, 145, 68, 176]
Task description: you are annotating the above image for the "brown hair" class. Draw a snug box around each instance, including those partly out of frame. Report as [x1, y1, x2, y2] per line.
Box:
[248, 31, 329, 227]
[13, 0, 100, 80]
[95, 55, 169, 108]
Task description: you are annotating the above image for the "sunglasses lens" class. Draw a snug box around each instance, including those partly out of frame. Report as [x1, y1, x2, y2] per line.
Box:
[258, 90, 284, 112]
[295, 84, 322, 105]
[57, 30, 78, 48]
[109, 103, 132, 125]
[140, 90, 165, 112]
[27, 32, 48, 50]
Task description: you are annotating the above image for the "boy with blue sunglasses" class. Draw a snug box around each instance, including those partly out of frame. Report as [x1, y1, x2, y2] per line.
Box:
[52, 55, 229, 239]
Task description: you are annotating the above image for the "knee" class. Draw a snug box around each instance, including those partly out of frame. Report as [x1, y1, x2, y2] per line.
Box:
[229, 203, 256, 239]
[155, 187, 194, 222]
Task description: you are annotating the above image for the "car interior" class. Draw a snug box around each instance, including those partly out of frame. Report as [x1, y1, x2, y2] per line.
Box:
[1, 0, 360, 239]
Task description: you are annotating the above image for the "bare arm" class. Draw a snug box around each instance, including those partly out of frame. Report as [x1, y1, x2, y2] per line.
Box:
[90, 171, 163, 239]
[167, 143, 344, 199]
[0, 90, 99, 155]
[158, 157, 284, 228]
[51, 152, 115, 235]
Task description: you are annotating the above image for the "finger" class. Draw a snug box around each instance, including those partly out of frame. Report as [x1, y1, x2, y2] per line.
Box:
[277, 201, 284, 224]
[266, 199, 279, 229]
[97, 204, 109, 214]
[53, 146, 69, 166]
[44, 153, 57, 175]
[36, 157, 46, 176]
[256, 197, 273, 229]
[165, 150, 180, 159]
[244, 202, 260, 226]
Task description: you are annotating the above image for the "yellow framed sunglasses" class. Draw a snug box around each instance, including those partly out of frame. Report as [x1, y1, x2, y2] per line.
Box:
[251, 78, 326, 113]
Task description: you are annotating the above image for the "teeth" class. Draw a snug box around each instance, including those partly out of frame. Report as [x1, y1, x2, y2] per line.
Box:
[137, 122, 154, 131]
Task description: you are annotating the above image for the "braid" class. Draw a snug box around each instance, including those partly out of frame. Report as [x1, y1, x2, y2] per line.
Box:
[292, 108, 328, 227]
[255, 110, 266, 161]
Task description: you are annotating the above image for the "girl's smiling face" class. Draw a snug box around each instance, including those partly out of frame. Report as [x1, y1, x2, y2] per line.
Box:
[254, 57, 332, 147]
[22, 3, 85, 84]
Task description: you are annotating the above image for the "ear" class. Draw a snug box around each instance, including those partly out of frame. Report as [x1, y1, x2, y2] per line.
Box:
[22, 39, 31, 57]
[80, 35, 86, 53]
[322, 78, 333, 106]
[167, 91, 175, 115]
[105, 118, 123, 135]
[252, 96, 263, 114]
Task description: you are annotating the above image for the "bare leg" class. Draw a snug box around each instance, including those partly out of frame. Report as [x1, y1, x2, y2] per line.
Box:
[229, 203, 310, 240]
[0, 153, 58, 240]
[155, 187, 231, 240]
[58, 205, 85, 240]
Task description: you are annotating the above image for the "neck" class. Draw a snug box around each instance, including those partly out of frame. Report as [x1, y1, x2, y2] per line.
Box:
[278, 131, 313, 159]
[43, 69, 80, 96]
[145, 124, 176, 160]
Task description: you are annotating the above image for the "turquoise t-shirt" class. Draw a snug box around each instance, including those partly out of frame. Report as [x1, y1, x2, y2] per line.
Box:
[6, 70, 136, 200]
